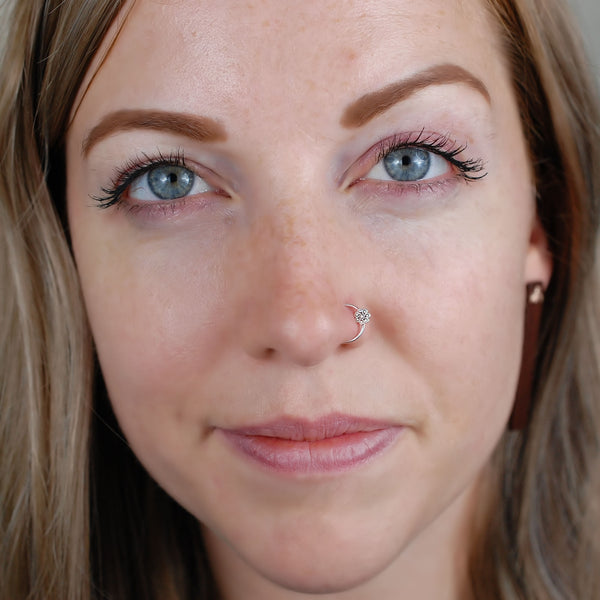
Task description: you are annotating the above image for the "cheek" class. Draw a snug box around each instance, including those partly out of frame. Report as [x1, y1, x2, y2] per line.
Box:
[373, 191, 531, 442]
[71, 221, 230, 438]
[421, 266, 521, 443]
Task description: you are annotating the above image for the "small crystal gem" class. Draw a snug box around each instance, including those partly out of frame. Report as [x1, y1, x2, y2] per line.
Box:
[354, 308, 371, 325]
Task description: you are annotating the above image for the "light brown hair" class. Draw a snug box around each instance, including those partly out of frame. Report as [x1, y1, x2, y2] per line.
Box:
[0, 0, 598, 598]
[472, 1, 600, 598]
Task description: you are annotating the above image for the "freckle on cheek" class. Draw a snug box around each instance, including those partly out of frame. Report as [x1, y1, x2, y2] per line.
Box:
[343, 49, 357, 63]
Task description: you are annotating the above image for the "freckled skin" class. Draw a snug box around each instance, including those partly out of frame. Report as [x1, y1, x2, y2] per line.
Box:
[66, 0, 552, 598]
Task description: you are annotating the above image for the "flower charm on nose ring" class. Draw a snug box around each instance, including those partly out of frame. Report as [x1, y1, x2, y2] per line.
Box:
[343, 304, 371, 344]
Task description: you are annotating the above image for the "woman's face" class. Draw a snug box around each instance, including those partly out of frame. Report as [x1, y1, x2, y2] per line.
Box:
[67, 0, 551, 596]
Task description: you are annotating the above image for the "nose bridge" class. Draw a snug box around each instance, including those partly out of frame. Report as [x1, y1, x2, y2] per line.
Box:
[263, 198, 333, 299]
[235, 193, 351, 366]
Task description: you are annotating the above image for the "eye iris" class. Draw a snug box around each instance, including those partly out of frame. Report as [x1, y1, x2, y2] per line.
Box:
[383, 148, 430, 181]
[147, 165, 194, 199]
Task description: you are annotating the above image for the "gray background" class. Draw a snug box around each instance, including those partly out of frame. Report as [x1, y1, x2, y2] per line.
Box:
[569, 0, 600, 86]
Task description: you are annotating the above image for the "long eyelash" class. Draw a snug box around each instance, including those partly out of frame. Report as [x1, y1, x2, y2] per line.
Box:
[376, 129, 487, 182]
[92, 149, 187, 209]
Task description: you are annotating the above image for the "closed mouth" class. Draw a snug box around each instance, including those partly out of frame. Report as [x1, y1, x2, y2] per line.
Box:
[221, 413, 403, 474]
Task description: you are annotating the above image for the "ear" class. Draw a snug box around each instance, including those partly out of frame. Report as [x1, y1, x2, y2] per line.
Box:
[525, 215, 552, 287]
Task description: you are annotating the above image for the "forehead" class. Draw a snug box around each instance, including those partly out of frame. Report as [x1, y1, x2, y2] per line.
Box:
[74, 0, 505, 127]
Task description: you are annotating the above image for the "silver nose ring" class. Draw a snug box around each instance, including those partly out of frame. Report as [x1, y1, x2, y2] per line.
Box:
[343, 304, 371, 343]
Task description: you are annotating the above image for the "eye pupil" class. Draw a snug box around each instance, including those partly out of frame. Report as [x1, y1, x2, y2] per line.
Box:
[383, 148, 430, 181]
[148, 165, 195, 200]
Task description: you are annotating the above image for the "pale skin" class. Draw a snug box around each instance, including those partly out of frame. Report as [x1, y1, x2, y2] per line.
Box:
[66, 0, 552, 598]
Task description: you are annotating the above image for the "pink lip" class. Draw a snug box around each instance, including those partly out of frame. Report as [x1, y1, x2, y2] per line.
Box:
[221, 413, 403, 474]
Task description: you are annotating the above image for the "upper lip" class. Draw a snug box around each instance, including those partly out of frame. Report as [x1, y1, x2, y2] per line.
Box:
[222, 412, 397, 442]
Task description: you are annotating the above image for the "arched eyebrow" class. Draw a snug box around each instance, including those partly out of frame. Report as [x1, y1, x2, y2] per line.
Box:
[82, 109, 227, 156]
[340, 63, 491, 128]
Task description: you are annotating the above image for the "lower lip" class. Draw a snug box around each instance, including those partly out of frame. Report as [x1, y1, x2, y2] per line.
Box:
[222, 428, 403, 474]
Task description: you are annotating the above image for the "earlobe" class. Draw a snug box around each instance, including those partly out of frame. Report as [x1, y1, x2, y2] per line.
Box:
[508, 216, 552, 430]
[525, 215, 553, 288]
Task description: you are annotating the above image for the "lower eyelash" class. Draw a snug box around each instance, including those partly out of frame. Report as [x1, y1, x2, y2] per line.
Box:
[377, 173, 473, 196]
[92, 149, 187, 209]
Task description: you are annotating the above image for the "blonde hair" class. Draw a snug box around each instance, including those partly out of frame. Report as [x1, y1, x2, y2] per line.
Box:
[0, 0, 598, 599]
[0, 1, 95, 597]
[470, 1, 600, 598]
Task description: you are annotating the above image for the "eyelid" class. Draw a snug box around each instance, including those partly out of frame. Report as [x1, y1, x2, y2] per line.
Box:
[341, 130, 485, 189]
[93, 150, 229, 209]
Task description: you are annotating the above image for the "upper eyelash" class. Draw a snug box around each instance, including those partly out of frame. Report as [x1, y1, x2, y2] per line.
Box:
[375, 130, 487, 181]
[93, 132, 486, 210]
[92, 149, 188, 209]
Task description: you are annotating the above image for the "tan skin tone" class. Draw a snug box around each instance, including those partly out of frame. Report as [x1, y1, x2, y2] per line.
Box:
[66, 0, 552, 598]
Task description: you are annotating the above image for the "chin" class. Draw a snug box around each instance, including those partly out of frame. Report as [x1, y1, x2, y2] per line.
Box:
[222, 528, 402, 596]
[248, 555, 388, 595]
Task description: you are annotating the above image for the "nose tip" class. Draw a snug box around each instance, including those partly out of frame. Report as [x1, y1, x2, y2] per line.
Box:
[240, 274, 357, 366]
[258, 301, 343, 367]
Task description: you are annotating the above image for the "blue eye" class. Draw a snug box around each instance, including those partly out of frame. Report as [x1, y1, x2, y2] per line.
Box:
[147, 165, 194, 199]
[367, 147, 449, 182]
[129, 164, 215, 201]
[383, 148, 430, 181]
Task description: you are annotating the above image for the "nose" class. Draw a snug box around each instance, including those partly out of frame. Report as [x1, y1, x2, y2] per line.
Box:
[232, 202, 360, 367]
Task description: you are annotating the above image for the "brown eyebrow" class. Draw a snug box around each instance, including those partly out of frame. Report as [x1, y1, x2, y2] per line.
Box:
[82, 109, 227, 155]
[340, 63, 491, 128]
